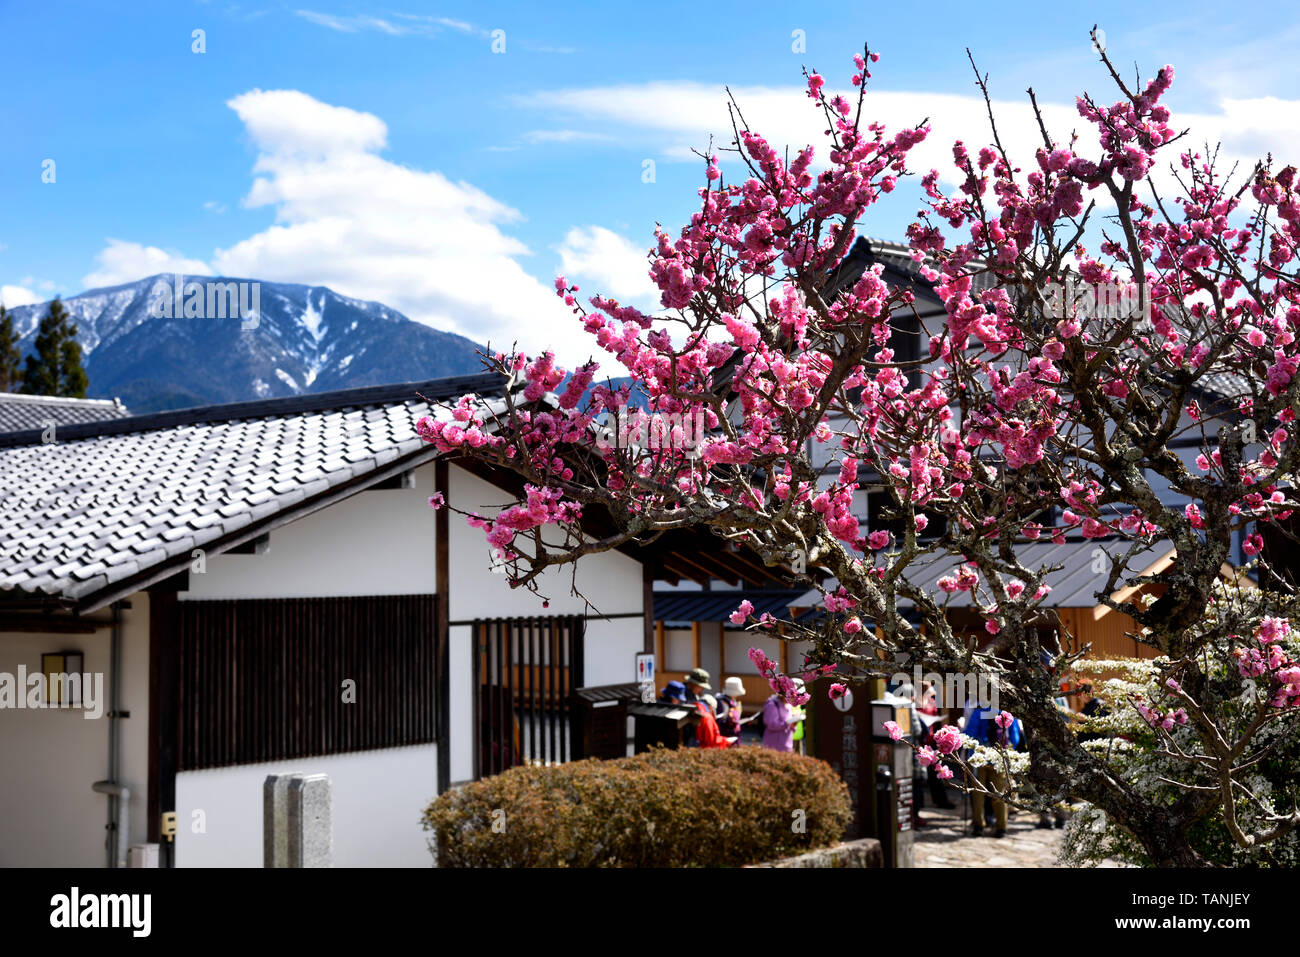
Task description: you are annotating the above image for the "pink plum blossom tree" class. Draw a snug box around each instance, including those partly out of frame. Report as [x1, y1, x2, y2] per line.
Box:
[416, 32, 1300, 867]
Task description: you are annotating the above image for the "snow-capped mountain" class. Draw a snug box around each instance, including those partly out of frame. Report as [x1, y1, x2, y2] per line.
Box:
[8, 275, 490, 412]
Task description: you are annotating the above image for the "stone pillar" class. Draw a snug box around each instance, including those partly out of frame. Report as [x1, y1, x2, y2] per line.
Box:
[263, 772, 302, 868]
[287, 774, 333, 868]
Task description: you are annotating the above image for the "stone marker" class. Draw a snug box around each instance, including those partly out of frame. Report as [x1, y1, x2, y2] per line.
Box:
[287, 774, 333, 868]
[263, 772, 303, 868]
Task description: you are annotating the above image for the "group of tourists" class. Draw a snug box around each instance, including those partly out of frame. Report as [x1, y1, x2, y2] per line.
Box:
[891, 670, 1111, 838]
[659, 667, 806, 752]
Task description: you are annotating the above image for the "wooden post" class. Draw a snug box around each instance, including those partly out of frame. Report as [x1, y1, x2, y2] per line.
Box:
[717, 621, 726, 679]
[435, 458, 451, 794]
[656, 621, 665, 675]
[146, 577, 181, 864]
[642, 564, 655, 654]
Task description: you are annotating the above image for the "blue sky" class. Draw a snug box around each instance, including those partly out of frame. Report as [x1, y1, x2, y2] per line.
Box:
[4, 0, 1300, 362]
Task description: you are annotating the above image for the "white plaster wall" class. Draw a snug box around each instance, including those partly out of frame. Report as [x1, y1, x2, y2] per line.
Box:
[0, 596, 151, 867]
[583, 615, 644, 687]
[174, 744, 437, 867]
[664, 628, 694, 673]
[448, 624, 474, 785]
[725, 630, 762, 674]
[446, 467, 645, 691]
[182, 461, 438, 600]
[446, 468, 643, 622]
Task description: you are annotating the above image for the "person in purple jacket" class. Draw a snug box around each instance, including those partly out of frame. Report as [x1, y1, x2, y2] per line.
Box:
[761, 678, 805, 752]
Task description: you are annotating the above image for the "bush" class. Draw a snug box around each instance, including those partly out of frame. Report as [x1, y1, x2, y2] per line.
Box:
[424, 747, 853, 867]
[1061, 614, 1300, 868]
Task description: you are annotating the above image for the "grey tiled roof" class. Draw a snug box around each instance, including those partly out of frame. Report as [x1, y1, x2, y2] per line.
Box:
[0, 392, 130, 433]
[0, 374, 507, 610]
[896, 537, 1173, 610]
[653, 588, 811, 625]
[790, 537, 1173, 618]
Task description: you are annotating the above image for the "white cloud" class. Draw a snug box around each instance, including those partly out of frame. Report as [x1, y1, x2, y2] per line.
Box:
[522, 130, 615, 144]
[211, 89, 590, 364]
[82, 240, 212, 289]
[295, 10, 481, 38]
[557, 226, 656, 305]
[394, 13, 475, 34]
[204, 200, 227, 214]
[519, 81, 1300, 203]
[1, 285, 40, 308]
[228, 88, 385, 159]
[294, 10, 414, 36]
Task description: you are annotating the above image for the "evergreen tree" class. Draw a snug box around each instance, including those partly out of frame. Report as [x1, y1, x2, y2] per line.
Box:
[0, 304, 22, 392]
[19, 298, 87, 398]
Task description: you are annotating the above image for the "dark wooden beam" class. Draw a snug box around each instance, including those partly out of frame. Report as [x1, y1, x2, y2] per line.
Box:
[642, 564, 655, 654]
[0, 614, 105, 634]
[227, 533, 270, 555]
[146, 576, 182, 865]
[369, 470, 415, 490]
[660, 555, 712, 586]
[709, 547, 785, 586]
[668, 550, 741, 586]
[435, 458, 451, 795]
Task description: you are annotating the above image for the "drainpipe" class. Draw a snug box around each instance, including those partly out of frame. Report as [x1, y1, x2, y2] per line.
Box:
[93, 601, 127, 867]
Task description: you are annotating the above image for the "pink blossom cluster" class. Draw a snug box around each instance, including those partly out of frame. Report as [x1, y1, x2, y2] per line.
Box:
[746, 645, 812, 706]
[469, 485, 583, 560]
[729, 599, 754, 625]
[415, 395, 500, 454]
[1135, 698, 1189, 732]
[937, 564, 979, 594]
[1233, 617, 1300, 708]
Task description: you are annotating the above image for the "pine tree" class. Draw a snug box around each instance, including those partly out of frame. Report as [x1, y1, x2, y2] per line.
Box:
[19, 298, 88, 398]
[0, 304, 22, 393]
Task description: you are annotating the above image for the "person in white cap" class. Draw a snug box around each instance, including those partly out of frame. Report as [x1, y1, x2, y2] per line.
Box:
[716, 676, 748, 744]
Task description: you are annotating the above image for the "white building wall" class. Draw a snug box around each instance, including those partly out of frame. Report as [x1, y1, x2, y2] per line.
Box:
[174, 744, 436, 867]
[444, 468, 646, 781]
[167, 462, 442, 866]
[182, 462, 438, 599]
[0, 596, 151, 867]
[448, 624, 475, 784]
[447, 467, 645, 690]
[2, 458, 648, 864]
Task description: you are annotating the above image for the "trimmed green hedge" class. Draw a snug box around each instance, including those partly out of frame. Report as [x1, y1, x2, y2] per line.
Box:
[424, 747, 852, 867]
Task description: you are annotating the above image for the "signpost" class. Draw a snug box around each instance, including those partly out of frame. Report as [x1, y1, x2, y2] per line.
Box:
[810, 677, 877, 840]
[636, 653, 656, 703]
[809, 676, 913, 866]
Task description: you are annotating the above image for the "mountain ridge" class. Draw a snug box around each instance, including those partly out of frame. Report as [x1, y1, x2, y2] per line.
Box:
[7, 275, 490, 413]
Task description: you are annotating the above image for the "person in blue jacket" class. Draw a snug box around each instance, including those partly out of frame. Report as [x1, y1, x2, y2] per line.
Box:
[964, 704, 1022, 838]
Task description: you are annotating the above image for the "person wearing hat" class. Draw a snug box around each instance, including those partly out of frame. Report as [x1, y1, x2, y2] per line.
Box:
[683, 667, 718, 714]
[679, 668, 735, 749]
[761, 678, 806, 752]
[659, 680, 688, 705]
[716, 677, 748, 744]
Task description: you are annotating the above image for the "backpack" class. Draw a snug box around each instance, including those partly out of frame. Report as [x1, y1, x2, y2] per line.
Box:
[715, 693, 741, 736]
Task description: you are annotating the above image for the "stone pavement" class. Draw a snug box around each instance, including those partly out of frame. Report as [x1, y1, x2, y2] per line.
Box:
[912, 801, 1079, 868]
